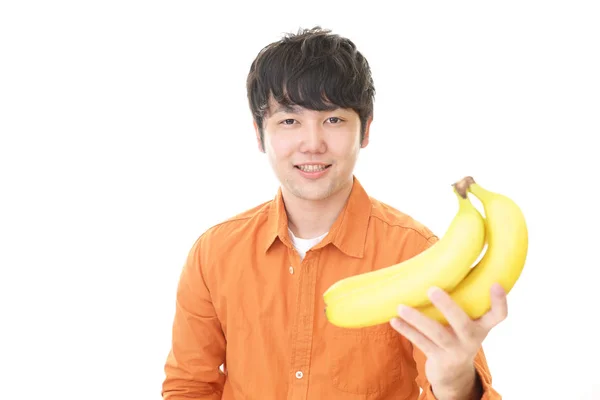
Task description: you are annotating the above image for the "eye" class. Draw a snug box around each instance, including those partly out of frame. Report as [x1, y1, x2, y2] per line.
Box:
[280, 119, 296, 125]
[326, 117, 343, 124]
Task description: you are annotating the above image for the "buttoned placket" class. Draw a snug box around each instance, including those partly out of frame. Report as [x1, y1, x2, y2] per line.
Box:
[286, 247, 319, 400]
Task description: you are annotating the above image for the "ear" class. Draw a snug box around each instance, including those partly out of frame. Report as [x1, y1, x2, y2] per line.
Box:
[253, 120, 265, 153]
[361, 115, 373, 148]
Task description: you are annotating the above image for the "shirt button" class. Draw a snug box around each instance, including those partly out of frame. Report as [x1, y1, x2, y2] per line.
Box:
[295, 370, 303, 379]
[289, 266, 294, 274]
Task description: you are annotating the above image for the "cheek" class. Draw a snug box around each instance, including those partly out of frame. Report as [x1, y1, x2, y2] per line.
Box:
[331, 137, 360, 158]
[268, 136, 296, 160]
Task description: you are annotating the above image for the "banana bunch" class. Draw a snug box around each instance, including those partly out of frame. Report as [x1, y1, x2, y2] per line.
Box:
[323, 176, 528, 328]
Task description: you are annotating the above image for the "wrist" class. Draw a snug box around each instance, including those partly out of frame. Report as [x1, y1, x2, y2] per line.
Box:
[431, 366, 483, 400]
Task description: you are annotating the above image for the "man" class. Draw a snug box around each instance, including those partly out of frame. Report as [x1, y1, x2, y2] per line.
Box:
[162, 27, 505, 399]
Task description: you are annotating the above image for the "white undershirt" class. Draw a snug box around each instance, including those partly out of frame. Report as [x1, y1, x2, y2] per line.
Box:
[288, 228, 328, 260]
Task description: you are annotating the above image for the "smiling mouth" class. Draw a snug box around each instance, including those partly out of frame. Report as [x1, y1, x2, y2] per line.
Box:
[295, 164, 332, 172]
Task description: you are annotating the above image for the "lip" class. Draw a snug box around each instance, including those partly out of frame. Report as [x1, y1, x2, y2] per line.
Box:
[294, 163, 332, 180]
[295, 162, 330, 166]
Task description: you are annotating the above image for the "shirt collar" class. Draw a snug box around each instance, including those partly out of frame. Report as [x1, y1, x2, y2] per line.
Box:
[264, 176, 372, 258]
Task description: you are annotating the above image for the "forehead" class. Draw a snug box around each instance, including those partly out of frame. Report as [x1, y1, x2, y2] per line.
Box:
[265, 97, 348, 117]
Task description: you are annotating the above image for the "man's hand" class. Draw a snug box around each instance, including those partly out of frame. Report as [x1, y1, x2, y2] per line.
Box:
[390, 283, 508, 400]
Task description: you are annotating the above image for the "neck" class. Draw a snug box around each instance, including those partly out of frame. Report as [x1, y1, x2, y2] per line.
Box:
[283, 180, 353, 239]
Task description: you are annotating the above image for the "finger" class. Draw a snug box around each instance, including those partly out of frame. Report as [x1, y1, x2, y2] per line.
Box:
[478, 283, 509, 330]
[427, 286, 482, 343]
[396, 303, 456, 350]
[390, 317, 438, 357]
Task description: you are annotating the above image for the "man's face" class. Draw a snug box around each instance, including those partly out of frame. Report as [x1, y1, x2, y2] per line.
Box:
[254, 98, 371, 202]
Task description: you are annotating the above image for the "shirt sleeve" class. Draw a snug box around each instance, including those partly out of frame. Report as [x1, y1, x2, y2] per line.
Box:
[161, 236, 226, 400]
[413, 345, 502, 399]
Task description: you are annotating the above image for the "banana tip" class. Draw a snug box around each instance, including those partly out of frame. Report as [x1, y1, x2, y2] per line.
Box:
[453, 176, 476, 198]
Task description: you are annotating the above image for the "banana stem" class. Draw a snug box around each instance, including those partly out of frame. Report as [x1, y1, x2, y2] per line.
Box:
[453, 176, 476, 199]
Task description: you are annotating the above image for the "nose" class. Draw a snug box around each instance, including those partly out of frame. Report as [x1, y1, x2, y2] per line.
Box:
[299, 122, 327, 153]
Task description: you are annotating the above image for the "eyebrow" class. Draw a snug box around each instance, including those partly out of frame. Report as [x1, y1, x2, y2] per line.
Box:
[270, 104, 343, 116]
[271, 104, 304, 115]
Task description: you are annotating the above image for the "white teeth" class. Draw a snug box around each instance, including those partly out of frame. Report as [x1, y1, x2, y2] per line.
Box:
[298, 164, 327, 172]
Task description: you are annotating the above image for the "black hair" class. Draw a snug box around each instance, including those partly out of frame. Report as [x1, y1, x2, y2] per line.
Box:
[246, 26, 375, 148]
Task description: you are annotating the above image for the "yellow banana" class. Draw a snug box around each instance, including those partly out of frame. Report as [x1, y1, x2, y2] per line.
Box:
[415, 181, 528, 324]
[323, 177, 486, 328]
[323, 177, 482, 306]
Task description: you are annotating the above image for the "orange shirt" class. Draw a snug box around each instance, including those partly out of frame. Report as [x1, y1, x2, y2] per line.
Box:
[162, 177, 501, 399]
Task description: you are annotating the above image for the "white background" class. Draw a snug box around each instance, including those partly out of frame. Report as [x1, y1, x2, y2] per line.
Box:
[1, 1, 599, 399]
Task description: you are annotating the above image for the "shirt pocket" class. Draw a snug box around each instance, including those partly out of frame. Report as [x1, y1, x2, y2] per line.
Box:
[327, 323, 405, 396]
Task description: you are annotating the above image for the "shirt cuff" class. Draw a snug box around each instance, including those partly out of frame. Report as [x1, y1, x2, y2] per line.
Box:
[421, 360, 502, 399]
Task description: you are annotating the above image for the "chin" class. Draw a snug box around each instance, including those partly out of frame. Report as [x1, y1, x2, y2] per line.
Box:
[285, 180, 340, 202]
[298, 191, 334, 201]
